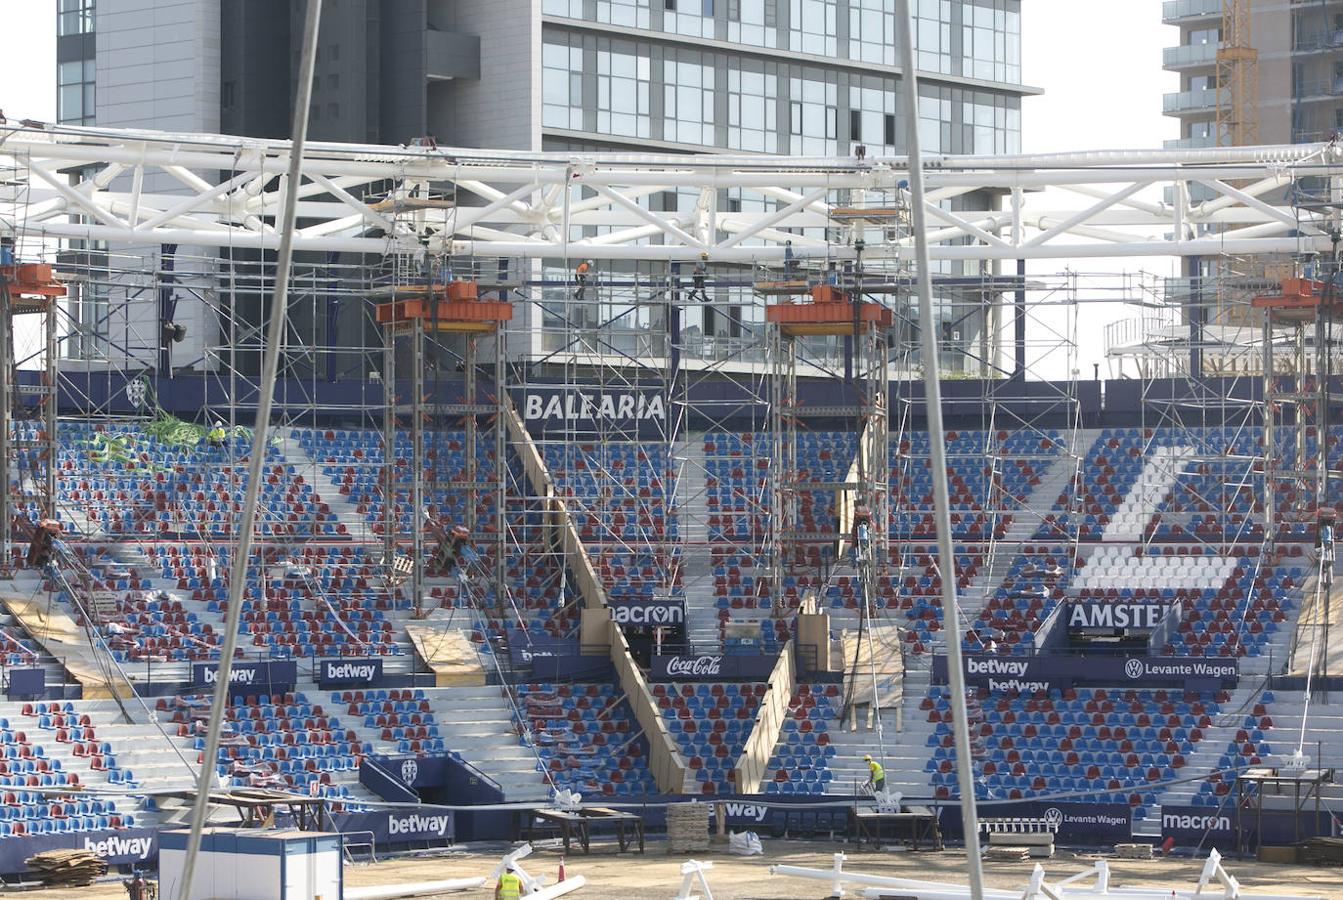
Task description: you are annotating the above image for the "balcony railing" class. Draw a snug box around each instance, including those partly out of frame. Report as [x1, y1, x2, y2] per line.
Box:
[1162, 87, 1225, 113]
[1164, 134, 1218, 149]
[1293, 79, 1343, 101]
[1294, 29, 1343, 53]
[1163, 42, 1220, 69]
[1162, 0, 1222, 22]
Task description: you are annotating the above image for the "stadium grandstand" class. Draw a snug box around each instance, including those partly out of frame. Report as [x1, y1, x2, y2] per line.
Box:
[0, 117, 1342, 883]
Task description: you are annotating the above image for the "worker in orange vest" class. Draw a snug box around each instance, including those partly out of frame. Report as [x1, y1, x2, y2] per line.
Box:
[574, 260, 593, 301]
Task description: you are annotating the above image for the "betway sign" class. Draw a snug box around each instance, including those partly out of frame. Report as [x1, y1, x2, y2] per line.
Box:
[388, 813, 452, 839]
[610, 599, 685, 626]
[935, 653, 1238, 690]
[319, 657, 383, 687]
[190, 660, 297, 692]
[1067, 601, 1168, 632]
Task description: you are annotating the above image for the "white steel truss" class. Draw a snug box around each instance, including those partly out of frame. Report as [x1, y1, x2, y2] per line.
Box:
[1, 121, 1340, 261]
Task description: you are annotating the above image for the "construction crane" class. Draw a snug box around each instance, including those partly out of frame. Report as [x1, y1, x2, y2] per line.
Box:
[1216, 0, 1259, 146]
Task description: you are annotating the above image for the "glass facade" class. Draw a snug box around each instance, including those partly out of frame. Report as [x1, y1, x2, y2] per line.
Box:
[540, 25, 1021, 154]
[537, 0, 1026, 371]
[543, 0, 1022, 86]
[57, 0, 95, 37]
[58, 58, 96, 125]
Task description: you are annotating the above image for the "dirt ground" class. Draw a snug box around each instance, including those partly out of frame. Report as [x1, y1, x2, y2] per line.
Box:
[24, 840, 1343, 899]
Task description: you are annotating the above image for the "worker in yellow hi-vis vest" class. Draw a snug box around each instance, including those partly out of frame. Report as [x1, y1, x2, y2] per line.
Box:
[864, 754, 886, 794]
[496, 863, 523, 900]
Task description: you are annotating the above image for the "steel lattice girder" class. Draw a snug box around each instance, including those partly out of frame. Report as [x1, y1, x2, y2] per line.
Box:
[1, 121, 1340, 261]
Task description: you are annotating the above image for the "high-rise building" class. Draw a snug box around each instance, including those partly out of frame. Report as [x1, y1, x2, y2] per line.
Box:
[63, 0, 1029, 155]
[54, 0, 1030, 375]
[1161, 0, 1341, 148]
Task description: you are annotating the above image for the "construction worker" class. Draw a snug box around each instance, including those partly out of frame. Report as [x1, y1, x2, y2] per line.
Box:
[863, 754, 886, 795]
[688, 253, 710, 303]
[1318, 507, 1336, 571]
[574, 259, 593, 301]
[206, 421, 227, 448]
[851, 506, 872, 565]
[495, 862, 523, 900]
[26, 519, 60, 570]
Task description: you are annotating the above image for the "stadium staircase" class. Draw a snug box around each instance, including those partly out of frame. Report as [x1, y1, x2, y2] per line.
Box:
[277, 428, 372, 541]
[823, 666, 933, 797]
[673, 434, 718, 647]
[353, 684, 548, 801]
[927, 430, 1094, 654]
[1131, 684, 1261, 835]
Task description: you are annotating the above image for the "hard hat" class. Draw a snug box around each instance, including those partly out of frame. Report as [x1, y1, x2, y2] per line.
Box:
[450, 524, 470, 539]
[699, 251, 709, 260]
[863, 754, 872, 761]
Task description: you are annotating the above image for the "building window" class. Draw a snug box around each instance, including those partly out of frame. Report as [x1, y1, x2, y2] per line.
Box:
[57, 58, 95, 124]
[597, 49, 651, 139]
[728, 67, 777, 151]
[668, 0, 714, 37]
[543, 42, 584, 130]
[789, 0, 836, 57]
[789, 76, 837, 154]
[599, 0, 650, 27]
[57, 0, 95, 36]
[664, 58, 715, 146]
[849, 0, 893, 66]
[850, 84, 896, 152]
[1186, 26, 1220, 46]
[728, 0, 776, 48]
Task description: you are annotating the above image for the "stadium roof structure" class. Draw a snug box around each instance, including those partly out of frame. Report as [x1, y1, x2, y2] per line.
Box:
[1, 121, 1339, 262]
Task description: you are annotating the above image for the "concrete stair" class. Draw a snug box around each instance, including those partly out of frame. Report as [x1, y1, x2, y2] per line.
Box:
[416, 685, 550, 801]
[277, 428, 374, 542]
[825, 668, 933, 797]
[674, 433, 722, 648]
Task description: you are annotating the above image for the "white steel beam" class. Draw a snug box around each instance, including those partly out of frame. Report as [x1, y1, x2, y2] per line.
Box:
[2, 122, 1341, 262]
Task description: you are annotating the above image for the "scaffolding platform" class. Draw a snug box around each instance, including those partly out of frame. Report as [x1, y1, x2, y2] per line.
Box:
[765, 287, 894, 335]
[1250, 278, 1341, 322]
[1, 263, 65, 312]
[366, 197, 457, 213]
[374, 281, 512, 332]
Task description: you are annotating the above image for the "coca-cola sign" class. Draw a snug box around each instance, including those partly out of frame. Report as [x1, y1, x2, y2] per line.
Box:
[652, 652, 778, 681]
[664, 655, 723, 678]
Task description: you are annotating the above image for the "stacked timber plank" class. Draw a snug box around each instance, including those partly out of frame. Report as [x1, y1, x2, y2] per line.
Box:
[25, 849, 108, 886]
[666, 802, 710, 853]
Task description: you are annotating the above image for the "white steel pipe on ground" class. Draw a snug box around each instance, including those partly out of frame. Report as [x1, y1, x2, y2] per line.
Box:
[344, 877, 486, 899]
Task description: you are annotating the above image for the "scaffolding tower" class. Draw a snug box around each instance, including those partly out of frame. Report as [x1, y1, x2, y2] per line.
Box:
[764, 276, 893, 617]
[1254, 276, 1343, 545]
[373, 254, 511, 619]
[0, 254, 62, 570]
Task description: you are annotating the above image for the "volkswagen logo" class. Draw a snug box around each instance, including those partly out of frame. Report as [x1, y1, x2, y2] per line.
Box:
[1124, 659, 1145, 680]
[400, 759, 419, 785]
[1043, 807, 1064, 829]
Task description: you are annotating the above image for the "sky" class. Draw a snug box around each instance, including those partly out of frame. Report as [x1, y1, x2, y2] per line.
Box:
[0, 0, 1179, 379]
[1019, 0, 1181, 381]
